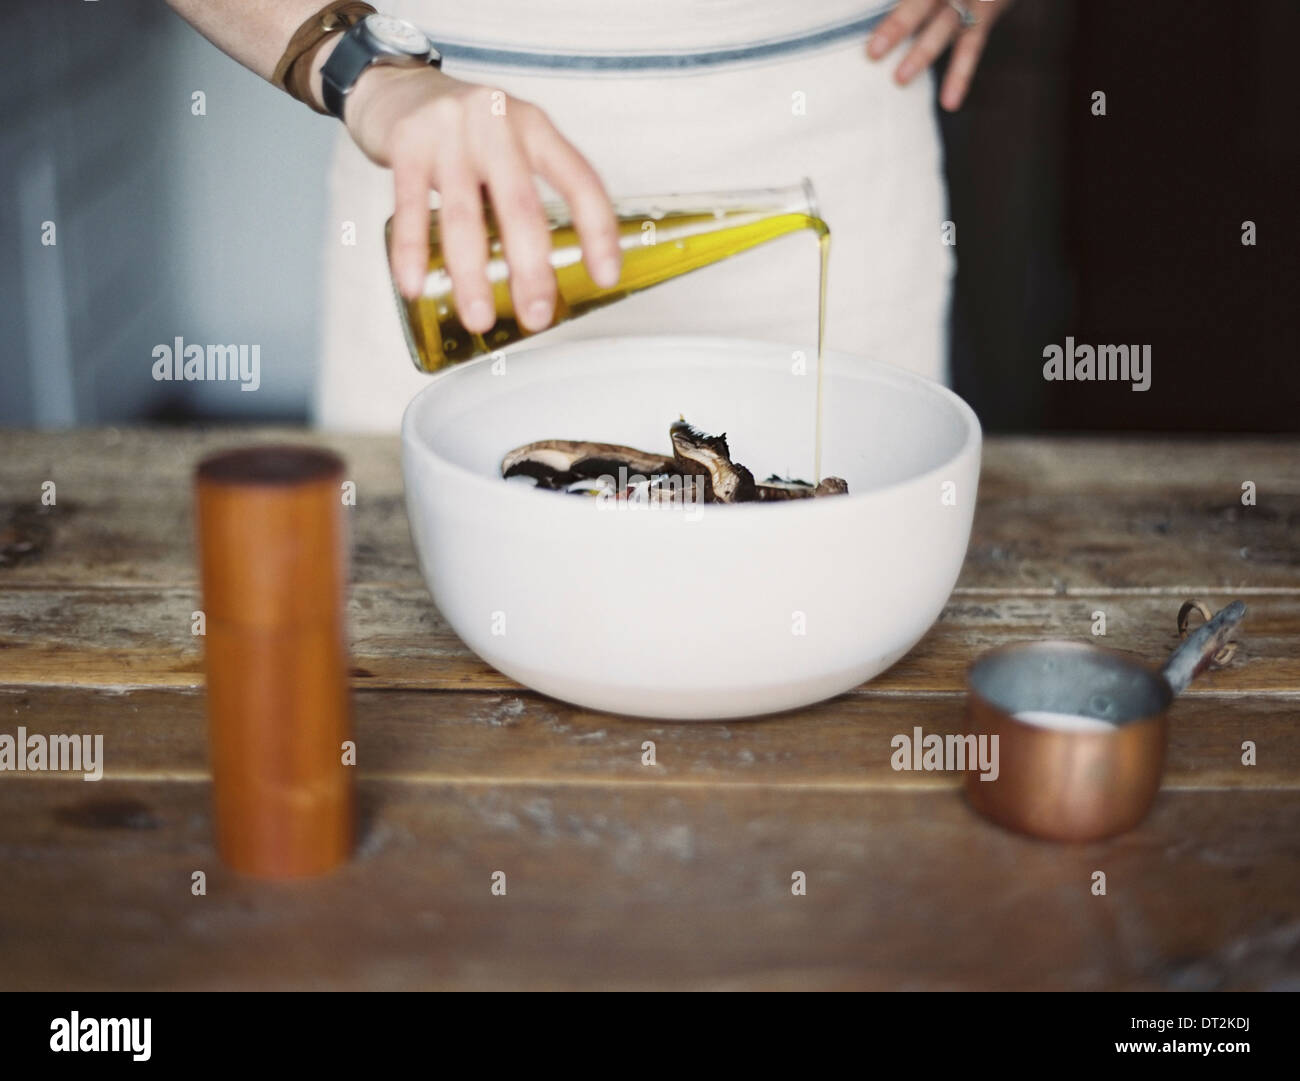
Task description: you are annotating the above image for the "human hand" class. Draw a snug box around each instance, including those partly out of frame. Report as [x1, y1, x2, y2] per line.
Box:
[335, 62, 620, 333]
[867, 0, 1014, 111]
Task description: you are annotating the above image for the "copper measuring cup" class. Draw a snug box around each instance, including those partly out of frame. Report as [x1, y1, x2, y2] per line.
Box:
[963, 600, 1246, 842]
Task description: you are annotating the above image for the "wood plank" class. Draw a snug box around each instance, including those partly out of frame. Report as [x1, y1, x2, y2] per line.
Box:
[1, 777, 1295, 990]
[2, 686, 1292, 789]
[1, 430, 1297, 592]
[0, 428, 417, 588]
[3, 588, 1297, 693]
[888, 593, 1300, 694]
[979, 437, 1300, 496]
[966, 440, 1300, 592]
[2, 431, 1294, 993]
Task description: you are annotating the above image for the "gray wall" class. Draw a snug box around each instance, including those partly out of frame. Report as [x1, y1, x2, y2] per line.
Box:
[0, 0, 335, 426]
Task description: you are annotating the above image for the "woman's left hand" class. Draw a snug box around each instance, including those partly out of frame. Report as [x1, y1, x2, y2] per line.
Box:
[867, 0, 1015, 111]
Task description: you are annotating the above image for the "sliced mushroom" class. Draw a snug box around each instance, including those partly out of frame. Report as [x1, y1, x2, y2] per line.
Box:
[500, 422, 848, 503]
[755, 474, 851, 501]
[624, 474, 705, 505]
[501, 439, 675, 490]
[669, 419, 757, 503]
[756, 476, 816, 501]
[813, 476, 849, 497]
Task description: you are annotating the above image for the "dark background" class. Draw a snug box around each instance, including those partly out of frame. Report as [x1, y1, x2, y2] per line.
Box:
[941, 0, 1298, 431]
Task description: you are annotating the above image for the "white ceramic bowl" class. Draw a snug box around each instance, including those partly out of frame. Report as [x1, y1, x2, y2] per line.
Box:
[401, 336, 981, 720]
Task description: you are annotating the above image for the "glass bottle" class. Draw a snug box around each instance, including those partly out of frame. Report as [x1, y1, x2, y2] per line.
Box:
[387, 178, 825, 373]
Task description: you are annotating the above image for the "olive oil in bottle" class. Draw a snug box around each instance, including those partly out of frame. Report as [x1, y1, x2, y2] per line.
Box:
[389, 181, 826, 371]
[388, 179, 831, 480]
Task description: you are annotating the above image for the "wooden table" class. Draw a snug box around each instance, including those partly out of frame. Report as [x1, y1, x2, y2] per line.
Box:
[1, 430, 1297, 990]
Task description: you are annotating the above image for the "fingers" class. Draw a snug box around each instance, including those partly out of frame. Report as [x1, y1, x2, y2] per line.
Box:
[430, 162, 493, 332]
[473, 111, 558, 332]
[390, 157, 434, 300]
[895, 5, 961, 84]
[522, 111, 621, 289]
[869, 0, 1005, 105]
[939, 26, 989, 110]
[866, 0, 937, 60]
[378, 74, 612, 333]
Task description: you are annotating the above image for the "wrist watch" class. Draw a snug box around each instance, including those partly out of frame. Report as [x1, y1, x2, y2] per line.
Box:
[320, 13, 442, 120]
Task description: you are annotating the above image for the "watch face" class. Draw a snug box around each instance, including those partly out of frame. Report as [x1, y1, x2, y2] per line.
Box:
[364, 14, 431, 55]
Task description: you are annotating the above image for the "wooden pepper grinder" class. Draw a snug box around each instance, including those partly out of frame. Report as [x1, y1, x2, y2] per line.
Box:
[195, 446, 354, 877]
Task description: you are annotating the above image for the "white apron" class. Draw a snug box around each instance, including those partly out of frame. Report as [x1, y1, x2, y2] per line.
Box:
[315, 2, 953, 430]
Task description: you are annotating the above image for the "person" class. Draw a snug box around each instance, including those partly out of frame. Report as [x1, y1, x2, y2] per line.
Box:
[167, 0, 1013, 430]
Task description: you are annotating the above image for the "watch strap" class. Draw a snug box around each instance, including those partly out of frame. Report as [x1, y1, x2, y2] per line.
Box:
[272, 1, 376, 116]
[320, 26, 379, 120]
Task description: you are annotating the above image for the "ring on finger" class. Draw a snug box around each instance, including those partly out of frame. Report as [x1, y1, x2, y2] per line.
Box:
[947, 0, 981, 30]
